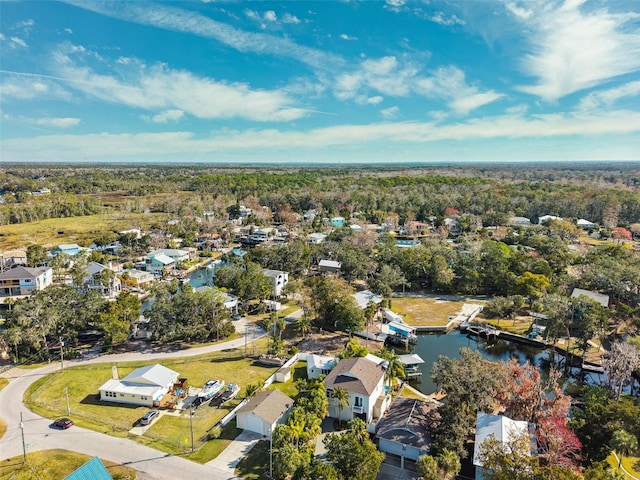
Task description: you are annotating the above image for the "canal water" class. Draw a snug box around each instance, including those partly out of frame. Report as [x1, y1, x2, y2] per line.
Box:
[408, 332, 560, 394]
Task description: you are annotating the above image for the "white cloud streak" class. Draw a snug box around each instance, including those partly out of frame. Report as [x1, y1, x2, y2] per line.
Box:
[4, 109, 639, 160]
[578, 80, 640, 111]
[49, 43, 307, 121]
[513, 0, 640, 100]
[34, 117, 81, 128]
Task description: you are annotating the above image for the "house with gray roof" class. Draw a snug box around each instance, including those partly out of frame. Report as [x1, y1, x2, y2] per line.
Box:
[99, 364, 179, 407]
[236, 389, 293, 436]
[375, 397, 440, 467]
[323, 356, 391, 425]
[0, 266, 52, 298]
[571, 288, 610, 308]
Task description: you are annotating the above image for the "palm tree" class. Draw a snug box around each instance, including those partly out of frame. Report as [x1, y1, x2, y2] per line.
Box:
[437, 449, 461, 480]
[276, 316, 286, 340]
[296, 316, 312, 339]
[380, 348, 406, 392]
[245, 383, 260, 399]
[610, 429, 638, 470]
[331, 386, 350, 428]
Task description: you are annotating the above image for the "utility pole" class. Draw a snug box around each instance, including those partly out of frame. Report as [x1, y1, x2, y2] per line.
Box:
[59, 337, 64, 371]
[20, 412, 26, 463]
[65, 386, 71, 415]
[189, 408, 195, 454]
[244, 325, 248, 356]
[269, 426, 273, 479]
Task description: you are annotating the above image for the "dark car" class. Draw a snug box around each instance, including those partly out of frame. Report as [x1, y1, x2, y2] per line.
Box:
[53, 418, 74, 429]
[139, 410, 160, 426]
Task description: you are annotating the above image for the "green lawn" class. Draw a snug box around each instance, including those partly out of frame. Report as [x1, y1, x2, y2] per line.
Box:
[0, 212, 168, 250]
[607, 453, 640, 479]
[391, 297, 466, 327]
[24, 346, 279, 459]
[235, 439, 271, 480]
[0, 450, 136, 480]
[267, 361, 307, 399]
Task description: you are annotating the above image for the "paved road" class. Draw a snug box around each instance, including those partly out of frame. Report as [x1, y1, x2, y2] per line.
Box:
[0, 317, 277, 479]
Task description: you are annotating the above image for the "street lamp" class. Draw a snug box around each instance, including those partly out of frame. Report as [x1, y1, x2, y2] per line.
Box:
[59, 336, 64, 371]
[19, 412, 26, 463]
[189, 408, 195, 454]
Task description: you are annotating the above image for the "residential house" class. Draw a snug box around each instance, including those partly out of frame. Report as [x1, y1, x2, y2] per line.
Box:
[375, 397, 440, 467]
[538, 214, 562, 224]
[83, 262, 122, 298]
[0, 266, 53, 297]
[0, 249, 27, 270]
[577, 218, 596, 229]
[119, 228, 142, 239]
[509, 216, 531, 228]
[51, 243, 83, 257]
[146, 253, 175, 274]
[262, 269, 289, 298]
[331, 216, 345, 228]
[119, 269, 154, 290]
[307, 354, 337, 379]
[235, 389, 293, 436]
[308, 232, 327, 244]
[194, 286, 239, 313]
[350, 224, 363, 233]
[571, 287, 610, 308]
[354, 290, 383, 309]
[99, 364, 179, 407]
[444, 217, 461, 235]
[473, 412, 532, 480]
[318, 259, 341, 274]
[64, 457, 113, 480]
[405, 221, 431, 235]
[147, 248, 190, 264]
[323, 357, 391, 425]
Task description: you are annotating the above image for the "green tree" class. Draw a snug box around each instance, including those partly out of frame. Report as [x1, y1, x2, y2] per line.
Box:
[417, 450, 461, 480]
[338, 338, 369, 359]
[292, 459, 340, 480]
[380, 347, 405, 391]
[324, 418, 385, 480]
[26, 244, 48, 267]
[610, 430, 638, 470]
[330, 386, 350, 428]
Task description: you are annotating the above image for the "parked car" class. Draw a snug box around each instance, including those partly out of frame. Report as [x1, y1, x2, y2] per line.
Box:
[139, 410, 160, 425]
[53, 418, 74, 429]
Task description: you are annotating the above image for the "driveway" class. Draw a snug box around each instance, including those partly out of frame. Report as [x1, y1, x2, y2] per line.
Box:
[0, 319, 273, 479]
[207, 430, 263, 476]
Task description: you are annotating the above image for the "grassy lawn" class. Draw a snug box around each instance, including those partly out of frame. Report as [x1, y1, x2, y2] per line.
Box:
[24, 346, 279, 459]
[391, 297, 465, 327]
[484, 316, 533, 335]
[607, 453, 640, 479]
[267, 361, 307, 399]
[235, 439, 271, 480]
[0, 449, 136, 480]
[0, 212, 168, 250]
[0, 378, 8, 391]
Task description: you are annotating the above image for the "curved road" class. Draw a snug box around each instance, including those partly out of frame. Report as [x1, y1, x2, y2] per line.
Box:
[0, 319, 275, 479]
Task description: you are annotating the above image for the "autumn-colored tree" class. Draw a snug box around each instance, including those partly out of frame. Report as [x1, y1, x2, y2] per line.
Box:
[496, 359, 571, 423]
[611, 227, 632, 242]
[536, 417, 582, 471]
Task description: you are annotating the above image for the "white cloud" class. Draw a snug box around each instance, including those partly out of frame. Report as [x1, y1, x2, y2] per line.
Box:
[264, 11, 277, 22]
[428, 12, 466, 26]
[64, 28, 73, 34]
[0, 33, 5, 41]
[512, 1, 640, 100]
[10, 36, 28, 48]
[415, 66, 503, 114]
[6, 109, 639, 161]
[340, 33, 358, 41]
[34, 117, 81, 128]
[143, 109, 185, 123]
[380, 106, 400, 119]
[0, 74, 71, 100]
[50, 43, 307, 122]
[578, 81, 640, 111]
[282, 13, 300, 24]
[65, 1, 343, 71]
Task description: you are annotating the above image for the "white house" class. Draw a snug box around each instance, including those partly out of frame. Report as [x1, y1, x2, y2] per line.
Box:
[571, 288, 610, 308]
[308, 232, 327, 244]
[307, 354, 337, 379]
[0, 266, 53, 297]
[262, 269, 289, 298]
[354, 290, 383, 310]
[509, 216, 531, 228]
[577, 218, 596, 229]
[473, 412, 532, 480]
[83, 262, 121, 298]
[318, 259, 341, 274]
[323, 357, 391, 425]
[236, 389, 293, 436]
[376, 398, 440, 467]
[538, 214, 562, 224]
[99, 364, 180, 407]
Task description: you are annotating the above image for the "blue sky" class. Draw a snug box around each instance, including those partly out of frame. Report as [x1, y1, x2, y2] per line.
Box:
[1, 0, 640, 164]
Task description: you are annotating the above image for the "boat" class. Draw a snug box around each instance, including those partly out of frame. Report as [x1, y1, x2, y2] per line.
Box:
[198, 379, 225, 399]
[219, 383, 240, 404]
[257, 354, 286, 366]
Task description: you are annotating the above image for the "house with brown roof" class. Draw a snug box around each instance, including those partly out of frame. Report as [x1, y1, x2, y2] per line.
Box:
[323, 357, 391, 425]
[236, 389, 293, 436]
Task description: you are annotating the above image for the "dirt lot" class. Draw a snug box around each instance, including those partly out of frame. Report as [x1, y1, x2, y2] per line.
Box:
[294, 331, 351, 356]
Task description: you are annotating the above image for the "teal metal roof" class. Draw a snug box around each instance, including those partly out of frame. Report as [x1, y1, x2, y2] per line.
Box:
[64, 457, 113, 480]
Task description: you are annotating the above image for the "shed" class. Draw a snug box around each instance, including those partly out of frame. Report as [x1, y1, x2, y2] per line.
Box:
[236, 389, 293, 436]
[275, 367, 291, 383]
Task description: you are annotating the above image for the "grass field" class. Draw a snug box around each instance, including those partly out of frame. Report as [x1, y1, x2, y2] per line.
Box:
[24, 340, 279, 459]
[391, 297, 466, 326]
[0, 450, 136, 480]
[0, 212, 168, 250]
[607, 453, 640, 479]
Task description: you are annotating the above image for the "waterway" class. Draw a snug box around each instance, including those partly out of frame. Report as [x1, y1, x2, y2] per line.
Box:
[407, 332, 600, 395]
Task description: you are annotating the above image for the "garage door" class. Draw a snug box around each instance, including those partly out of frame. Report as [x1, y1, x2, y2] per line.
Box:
[239, 413, 266, 436]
